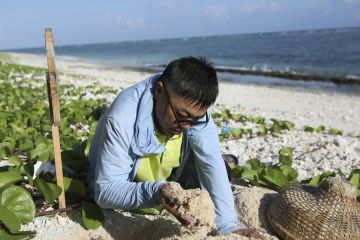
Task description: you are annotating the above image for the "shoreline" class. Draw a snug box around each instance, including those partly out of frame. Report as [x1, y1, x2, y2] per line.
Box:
[2, 52, 360, 134]
[3, 51, 360, 89]
[153, 64, 360, 85]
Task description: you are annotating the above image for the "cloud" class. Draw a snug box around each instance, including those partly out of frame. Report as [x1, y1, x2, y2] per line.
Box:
[155, 0, 178, 9]
[238, 0, 280, 13]
[105, 14, 147, 32]
[205, 4, 227, 18]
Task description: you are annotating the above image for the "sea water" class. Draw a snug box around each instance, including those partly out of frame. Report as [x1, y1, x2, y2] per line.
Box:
[6, 27, 360, 89]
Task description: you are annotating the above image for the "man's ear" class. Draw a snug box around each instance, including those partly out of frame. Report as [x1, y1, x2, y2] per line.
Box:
[154, 80, 164, 99]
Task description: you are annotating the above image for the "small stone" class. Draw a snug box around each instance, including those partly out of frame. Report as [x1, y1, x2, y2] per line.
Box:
[57, 215, 67, 226]
[333, 137, 347, 147]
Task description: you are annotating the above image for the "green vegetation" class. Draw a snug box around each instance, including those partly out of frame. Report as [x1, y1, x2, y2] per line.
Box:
[213, 109, 294, 141]
[230, 147, 298, 190]
[328, 127, 343, 136]
[0, 61, 115, 237]
[213, 108, 296, 141]
[304, 125, 326, 133]
[213, 107, 352, 142]
[230, 146, 360, 201]
[0, 53, 12, 62]
[213, 108, 359, 201]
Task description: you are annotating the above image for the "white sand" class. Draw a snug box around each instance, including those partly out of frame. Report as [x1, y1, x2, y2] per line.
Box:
[6, 52, 360, 134]
[2, 52, 359, 239]
[166, 182, 215, 229]
[22, 185, 278, 240]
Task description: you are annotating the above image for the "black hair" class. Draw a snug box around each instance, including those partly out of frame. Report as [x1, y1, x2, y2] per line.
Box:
[159, 56, 218, 109]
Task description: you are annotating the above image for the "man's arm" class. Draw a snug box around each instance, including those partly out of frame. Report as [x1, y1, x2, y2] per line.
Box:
[188, 114, 240, 234]
[93, 117, 165, 209]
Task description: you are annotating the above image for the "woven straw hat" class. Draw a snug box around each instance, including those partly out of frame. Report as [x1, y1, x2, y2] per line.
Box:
[266, 177, 360, 240]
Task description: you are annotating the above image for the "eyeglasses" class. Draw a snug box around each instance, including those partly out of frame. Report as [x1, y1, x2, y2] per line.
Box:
[161, 81, 209, 127]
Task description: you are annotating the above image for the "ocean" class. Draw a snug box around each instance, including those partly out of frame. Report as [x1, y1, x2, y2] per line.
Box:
[5, 27, 360, 88]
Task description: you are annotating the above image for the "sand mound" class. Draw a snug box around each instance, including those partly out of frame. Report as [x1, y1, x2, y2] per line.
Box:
[232, 180, 279, 238]
[22, 183, 280, 239]
[166, 182, 215, 229]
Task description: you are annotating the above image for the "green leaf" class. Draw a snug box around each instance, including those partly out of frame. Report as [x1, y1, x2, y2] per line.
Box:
[308, 175, 321, 186]
[304, 125, 314, 132]
[337, 168, 344, 178]
[0, 168, 23, 190]
[280, 165, 298, 182]
[253, 116, 265, 124]
[309, 171, 336, 186]
[231, 166, 246, 179]
[349, 169, 360, 179]
[243, 128, 252, 136]
[34, 177, 62, 204]
[320, 171, 336, 180]
[231, 113, 242, 121]
[230, 128, 242, 138]
[63, 177, 86, 198]
[349, 169, 360, 188]
[221, 109, 231, 119]
[227, 162, 237, 170]
[282, 121, 294, 130]
[8, 156, 23, 167]
[279, 147, 293, 166]
[62, 149, 88, 172]
[30, 143, 50, 162]
[328, 128, 343, 136]
[0, 228, 35, 240]
[263, 168, 288, 188]
[19, 140, 34, 152]
[241, 169, 259, 182]
[246, 158, 263, 171]
[20, 163, 34, 177]
[257, 124, 267, 136]
[270, 122, 282, 134]
[0, 141, 16, 156]
[315, 125, 325, 132]
[37, 171, 56, 183]
[0, 186, 36, 223]
[211, 112, 221, 119]
[22, 163, 34, 186]
[82, 201, 104, 230]
[0, 205, 21, 233]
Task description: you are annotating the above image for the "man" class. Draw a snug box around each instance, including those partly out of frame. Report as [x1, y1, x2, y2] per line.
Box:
[88, 56, 264, 238]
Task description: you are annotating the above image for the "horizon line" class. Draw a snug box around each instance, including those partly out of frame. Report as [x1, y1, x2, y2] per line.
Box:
[1, 25, 359, 51]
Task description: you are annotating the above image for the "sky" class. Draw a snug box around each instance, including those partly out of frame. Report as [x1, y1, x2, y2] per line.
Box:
[0, 0, 359, 49]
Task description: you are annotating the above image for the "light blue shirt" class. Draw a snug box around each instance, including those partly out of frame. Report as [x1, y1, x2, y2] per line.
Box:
[87, 74, 239, 234]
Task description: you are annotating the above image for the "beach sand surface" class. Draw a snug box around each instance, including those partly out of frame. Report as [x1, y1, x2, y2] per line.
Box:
[7, 52, 360, 134]
[2, 52, 359, 239]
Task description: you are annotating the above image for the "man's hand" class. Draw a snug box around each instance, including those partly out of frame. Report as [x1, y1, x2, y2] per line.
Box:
[160, 183, 194, 226]
[233, 228, 266, 240]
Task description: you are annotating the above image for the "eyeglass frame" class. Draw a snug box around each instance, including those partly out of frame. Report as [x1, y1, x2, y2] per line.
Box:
[161, 80, 209, 127]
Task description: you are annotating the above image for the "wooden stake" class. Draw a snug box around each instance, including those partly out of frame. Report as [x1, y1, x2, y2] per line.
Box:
[45, 28, 66, 212]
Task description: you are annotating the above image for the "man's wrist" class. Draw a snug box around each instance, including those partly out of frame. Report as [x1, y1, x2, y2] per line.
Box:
[155, 180, 168, 204]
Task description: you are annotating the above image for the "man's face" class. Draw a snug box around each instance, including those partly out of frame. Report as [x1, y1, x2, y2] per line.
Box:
[154, 81, 208, 137]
